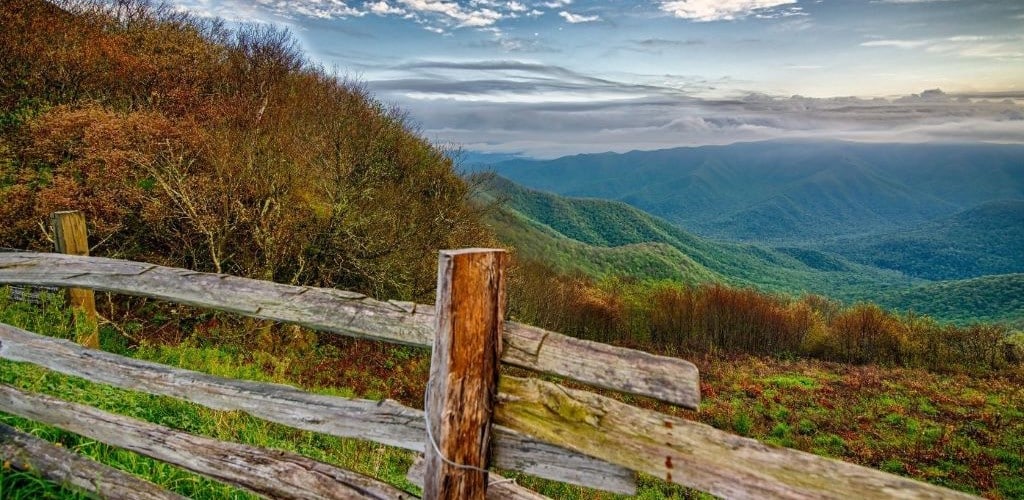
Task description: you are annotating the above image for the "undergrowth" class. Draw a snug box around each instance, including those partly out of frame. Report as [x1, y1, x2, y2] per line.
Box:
[1, 289, 1021, 499]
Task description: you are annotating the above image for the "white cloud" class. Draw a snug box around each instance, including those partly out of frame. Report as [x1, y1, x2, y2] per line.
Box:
[369, 59, 1024, 156]
[398, 0, 503, 27]
[253, 0, 364, 19]
[368, 1, 406, 15]
[861, 39, 929, 49]
[861, 35, 1024, 59]
[540, 0, 572, 7]
[659, 0, 797, 22]
[559, 10, 599, 23]
[173, 0, 366, 21]
[872, 0, 955, 3]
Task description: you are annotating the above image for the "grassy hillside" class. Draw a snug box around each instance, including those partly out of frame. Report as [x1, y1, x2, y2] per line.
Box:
[486, 205, 718, 283]
[481, 176, 918, 297]
[822, 200, 1024, 281]
[481, 141, 1024, 244]
[3, 291, 1022, 498]
[0, 0, 489, 300]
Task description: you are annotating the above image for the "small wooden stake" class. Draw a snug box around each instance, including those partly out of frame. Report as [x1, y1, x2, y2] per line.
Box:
[51, 210, 98, 348]
[423, 249, 507, 500]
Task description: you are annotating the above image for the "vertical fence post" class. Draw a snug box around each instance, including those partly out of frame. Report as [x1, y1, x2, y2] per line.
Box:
[51, 210, 99, 348]
[423, 249, 507, 500]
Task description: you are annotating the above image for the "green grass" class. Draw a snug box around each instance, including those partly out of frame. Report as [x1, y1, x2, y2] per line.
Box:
[691, 356, 1024, 498]
[0, 291, 417, 499]
[3, 289, 1022, 499]
[0, 290, 692, 498]
[0, 470, 91, 499]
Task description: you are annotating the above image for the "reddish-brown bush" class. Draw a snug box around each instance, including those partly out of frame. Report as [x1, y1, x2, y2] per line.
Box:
[509, 259, 1018, 373]
[0, 0, 490, 300]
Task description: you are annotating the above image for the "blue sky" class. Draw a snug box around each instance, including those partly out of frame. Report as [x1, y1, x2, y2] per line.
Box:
[171, 0, 1024, 157]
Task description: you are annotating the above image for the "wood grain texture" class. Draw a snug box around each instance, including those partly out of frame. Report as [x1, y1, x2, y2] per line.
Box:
[502, 322, 699, 410]
[495, 376, 978, 500]
[49, 211, 98, 348]
[0, 323, 636, 494]
[0, 252, 698, 409]
[0, 422, 186, 500]
[0, 384, 414, 500]
[408, 455, 551, 500]
[424, 249, 506, 499]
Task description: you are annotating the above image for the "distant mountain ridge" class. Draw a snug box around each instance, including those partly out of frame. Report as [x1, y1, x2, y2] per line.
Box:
[876, 274, 1024, 328]
[822, 199, 1024, 281]
[481, 141, 1024, 244]
[479, 176, 917, 295]
[479, 175, 1024, 327]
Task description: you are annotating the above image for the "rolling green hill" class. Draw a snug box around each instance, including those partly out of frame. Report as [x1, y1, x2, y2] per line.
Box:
[877, 274, 1024, 328]
[485, 205, 718, 283]
[481, 176, 1024, 326]
[480, 141, 1024, 244]
[821, 200, 1024, 281]
[480, 176, 918, 299]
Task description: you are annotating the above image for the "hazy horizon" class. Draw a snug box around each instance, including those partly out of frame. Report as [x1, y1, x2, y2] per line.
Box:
[167, 0, 1024, 157]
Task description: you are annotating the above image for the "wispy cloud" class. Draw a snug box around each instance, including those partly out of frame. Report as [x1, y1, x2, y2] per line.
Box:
[634, 38, 706, 47]
[162, 0, 1024, 156]
[861, 34, 1024, 59]
[559, 11, 600, 23]
[241, 0, 365, 19]
[368, 1, 405, 15]
[398, 0, 502, 27]
[861, 39, 930, 49]
[658, 0, 798, 22]
[872, 0, 956, 3]
[371, 60, 1024, 157]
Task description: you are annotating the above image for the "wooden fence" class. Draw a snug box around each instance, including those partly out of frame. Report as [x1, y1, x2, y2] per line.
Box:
[0, 214, 976, 499]
[0, 248, 59, 304]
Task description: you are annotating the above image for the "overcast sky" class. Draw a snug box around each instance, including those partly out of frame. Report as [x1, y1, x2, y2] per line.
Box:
[169, 0, 1024, 157]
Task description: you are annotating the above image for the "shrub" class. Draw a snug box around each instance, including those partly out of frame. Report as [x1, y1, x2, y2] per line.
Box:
[0, 0, 491, 300]
[509, 259, 1018, 373]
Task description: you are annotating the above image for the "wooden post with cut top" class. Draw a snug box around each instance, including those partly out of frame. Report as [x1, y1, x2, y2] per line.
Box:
[423, 249, 508, 500]
[51, 210, 99, 348]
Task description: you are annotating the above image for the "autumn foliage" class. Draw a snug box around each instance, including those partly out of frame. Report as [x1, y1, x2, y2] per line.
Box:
[0, 0, 490, 299]
[508, 260, 1020, 373]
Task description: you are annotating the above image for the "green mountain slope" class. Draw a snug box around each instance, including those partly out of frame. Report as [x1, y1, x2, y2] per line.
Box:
[821, 200, 1024, 281]
[480, 176, 918, 299]
[480, 141, 1024, 244]
[482, 176, 1024, 326]
[485, 205, 718, 283]
[877, 274, 1024, 328]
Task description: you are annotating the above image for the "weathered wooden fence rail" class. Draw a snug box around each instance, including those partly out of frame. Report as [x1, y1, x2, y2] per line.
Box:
[0, 322, 632, 493]
[0, 251, 699, 409]
[0, 220, 977, 499]
[0, 248, 59, 304]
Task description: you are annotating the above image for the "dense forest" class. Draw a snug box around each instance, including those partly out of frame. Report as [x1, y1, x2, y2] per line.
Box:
[0, 0, 490, 300]
[479, 141, 1024, 244]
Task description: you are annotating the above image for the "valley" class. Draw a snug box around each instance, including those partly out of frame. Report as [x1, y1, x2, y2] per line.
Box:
[472, 142, 1024, 327]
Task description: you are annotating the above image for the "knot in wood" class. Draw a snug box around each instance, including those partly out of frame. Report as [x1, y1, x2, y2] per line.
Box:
[537, 381, 603, 427]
